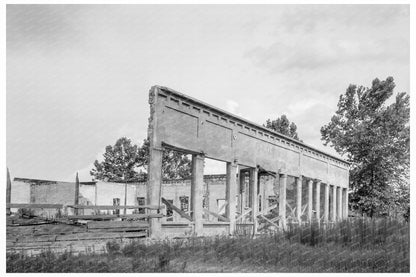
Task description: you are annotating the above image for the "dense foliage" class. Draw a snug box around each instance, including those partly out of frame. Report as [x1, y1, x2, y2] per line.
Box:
[321, 77, 410, 219]
[264, 115, 301, 141]
[90, 137, 191, 182]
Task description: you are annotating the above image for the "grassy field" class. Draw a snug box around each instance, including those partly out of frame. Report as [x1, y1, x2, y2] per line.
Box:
[6, 217, 409, 273]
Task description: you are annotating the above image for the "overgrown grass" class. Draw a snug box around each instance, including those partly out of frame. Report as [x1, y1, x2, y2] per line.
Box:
[6, 217, 409, 273]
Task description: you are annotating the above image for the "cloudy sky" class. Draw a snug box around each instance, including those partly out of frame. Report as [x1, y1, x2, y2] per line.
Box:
[7, 4, 410, 181]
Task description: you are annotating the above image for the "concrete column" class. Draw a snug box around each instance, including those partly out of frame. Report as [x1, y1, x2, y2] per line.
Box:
[249, 167, 258, 233]
[324, 183, 329, 223]
[314, 180, 321, 222]
[331, 185, 337, 222]
[147, 147, 163, 238]
[74, 172, 80, 216]
[307, 179, 313, 222]
[191, 154, 205, 235]
[124, 182, 128, 215]
[226, 161, 238, 235]
[279, 174, 288, 229]
[94, 182, 98, 205]
[239, 170, 246, 212]
[296, 176, 302, 223]
[6, 168, 11, 215]
[337, 186, 342, 220]
[343, 188, 349, 219]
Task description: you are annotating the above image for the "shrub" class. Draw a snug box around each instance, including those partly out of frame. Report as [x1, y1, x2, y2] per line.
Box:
[106, 240, 121, 255]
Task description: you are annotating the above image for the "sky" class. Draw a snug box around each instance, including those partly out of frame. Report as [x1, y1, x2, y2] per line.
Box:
[6, 4, 410, 182]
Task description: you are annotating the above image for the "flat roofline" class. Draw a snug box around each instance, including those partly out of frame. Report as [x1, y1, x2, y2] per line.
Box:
[13, 177, 96, 185]
[156, 85, 350, 166]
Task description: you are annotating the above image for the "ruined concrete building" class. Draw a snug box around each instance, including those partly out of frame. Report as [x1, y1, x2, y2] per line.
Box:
[9, 86, 350, 239]
[145, 86, 350, 238]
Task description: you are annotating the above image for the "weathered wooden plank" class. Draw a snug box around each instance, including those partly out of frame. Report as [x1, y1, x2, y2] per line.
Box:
[161, 197, 192, 221]
[67, 204, 162, 210]
[236, 208, 252, 221]
[87, 220, 149, 229]
[67, 214, 118, 220]
[260, 214, 280, 229]
[13, 235, 58, 243]
[8, 223, 85, 233]
[7, 203, 63, 209]
[87, 227, 147, 233]
[56, 231, 147, 241]
[67, 213, 163, 220]
[203, 208, 230, 222]
[7, 233, 147, 251]
[7, 241, 56, 248]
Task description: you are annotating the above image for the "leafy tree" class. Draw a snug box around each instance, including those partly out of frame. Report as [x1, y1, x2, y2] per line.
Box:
[321, 77, 409, 219]
[264, 115, 301, 141]
[90, 137, 145, 182]
[139, 139, 192, 180]
[90, 137, 191, 182]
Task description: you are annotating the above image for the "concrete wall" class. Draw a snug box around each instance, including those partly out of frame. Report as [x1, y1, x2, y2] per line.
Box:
[10, 175, 281, 222]
[10, 174, 340, 227]
[10, 180, 30, 204]
[150, 86, 349, 187]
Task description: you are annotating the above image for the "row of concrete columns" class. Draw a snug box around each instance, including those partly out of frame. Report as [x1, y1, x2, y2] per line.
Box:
[280, 176, 349, 229]
[147, 148, 348, 237]
[190, 158, 349, 234]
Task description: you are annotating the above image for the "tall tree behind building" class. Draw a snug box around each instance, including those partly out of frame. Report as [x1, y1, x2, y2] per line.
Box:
[321, 77, 410, 219]
[264, 115, 301, 141]
[90, 137, 191, 182]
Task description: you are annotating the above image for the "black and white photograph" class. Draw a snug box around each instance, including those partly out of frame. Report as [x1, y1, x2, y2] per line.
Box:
[4, 1, 413, 273]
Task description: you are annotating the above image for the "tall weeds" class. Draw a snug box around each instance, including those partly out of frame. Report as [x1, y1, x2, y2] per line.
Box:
[7, 217, 409, 273]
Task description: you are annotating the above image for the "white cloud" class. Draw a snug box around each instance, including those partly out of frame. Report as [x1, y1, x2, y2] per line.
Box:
[225, 99, 239, 114]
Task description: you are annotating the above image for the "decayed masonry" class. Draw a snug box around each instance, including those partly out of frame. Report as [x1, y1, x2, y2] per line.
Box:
[146, 86, 350, 238]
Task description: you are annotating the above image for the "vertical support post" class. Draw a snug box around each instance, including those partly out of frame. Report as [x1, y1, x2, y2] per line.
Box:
[343, 188, 349, 219]
[74, 172, 80, 216]
[324, 183, 329, 223]
[124, 181, 128, 215]
[239, 170, 246, 214]
[94, 182, 98, 206]
[307, 179, 313, 222]
[315, 180, 321, 223]
[6, 168, 12, 215]
[147, 86, 163, 238]
[279, 174, 288, 229]
[191, 154, 204, 235]
[258, 175, 264, 213]
[249, 167, 258, 233]
[296, 176, 302, 223]
[331, 185, 337, 222]
[226, 161, 238, 235]
[337, 186, 342, 220]
[147, 147, 163, 238]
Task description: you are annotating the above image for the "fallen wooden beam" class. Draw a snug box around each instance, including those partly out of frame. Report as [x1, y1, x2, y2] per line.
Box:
[7, 203, 63, 209]
[203, 208, 229, 222]
[236, 208, 252, 221]
[161, 198, 192, 221]
[55, 231, 147, 241]
[67, 204, 163, 210]
[67, 213, 163, 220]
[87, 220, 149, 230]
[87, 227, 147, 233]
